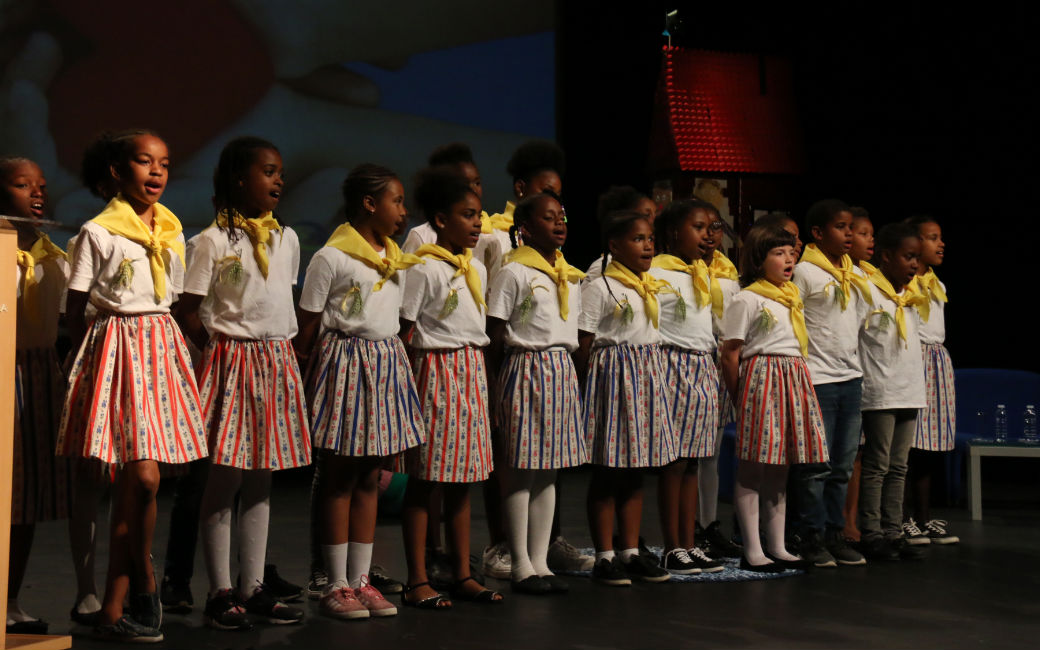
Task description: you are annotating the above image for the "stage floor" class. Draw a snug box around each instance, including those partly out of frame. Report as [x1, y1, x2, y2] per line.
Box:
[14, 468, 1040, 649]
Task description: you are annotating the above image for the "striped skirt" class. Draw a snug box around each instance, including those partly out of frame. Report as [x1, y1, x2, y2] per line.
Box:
[308, 332, 425, 458]
[716, 349, 736, 429]
[57, 313, 208, 465]
[12, 347, 72, 524]
[736, 355, 828, 465]
[582, 344, 677, 468]
[408, 347, 493, 483]
[494, 349, 586, 470]
[661, 347, 720, 458]
[913, 343, 956, 451]
[199, 337, 311, 469]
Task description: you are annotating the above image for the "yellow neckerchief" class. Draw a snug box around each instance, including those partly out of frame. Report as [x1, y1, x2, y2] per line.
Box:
[858, 260, 879, 278]
[652, 253, 718, 318]
[16, 233, 68, 324]
[705, 250, 738, 317]
[325, 223, 423, 291]
[907, 268, 948, 323]
[799, 243, 872, 310]
[869, 272, 929, 342]
[745, 279, 809, 357]
[91, 195, 185, 302]
[603, 260, 669, 328]
[505, 246, 585, 320]
[215, 210, 281, 278]
[478, 210, 493, 234]
[415, 244, 486, 311]
[487, 201, 516, 232]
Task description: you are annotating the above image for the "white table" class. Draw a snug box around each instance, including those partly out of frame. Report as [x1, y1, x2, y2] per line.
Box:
[967, 440, 1040, 520]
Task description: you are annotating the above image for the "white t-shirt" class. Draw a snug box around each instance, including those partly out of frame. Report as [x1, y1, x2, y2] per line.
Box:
[473, 229, 512, 286]
[578, 275, 662, 347]
[792, 261, 868, 384]
[67, 222, 185, 314]
[720, 290, 803, 359]
[400, 257, 490, 349]
[402, 222, 436, 254]
[648, 267, 716, 352]
[859, 283, 927, 410]
[584, 254, 610, 282]
[16, 255, 69, 349]
[916, 279, 947, 345]
[487, 262, 581, 352]
[299, 246, 407, 341]
[184, 226, 300, 340]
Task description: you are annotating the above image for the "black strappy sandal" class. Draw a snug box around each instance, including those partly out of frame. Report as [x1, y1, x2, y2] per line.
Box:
[450, 576, 504, 604]
[402, 582, 452, 610]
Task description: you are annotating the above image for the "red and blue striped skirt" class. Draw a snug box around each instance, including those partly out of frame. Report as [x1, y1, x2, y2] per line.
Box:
[57, 313, 208, 465]
[913, 343, 956, 451]
[661, 347, 720, 458]
[735, 354, 828, 465]
[308, 332, 425, 458]
[199, 337, 311, 469]
[582, 344, 677, 468]
[494, 349, 586, 470]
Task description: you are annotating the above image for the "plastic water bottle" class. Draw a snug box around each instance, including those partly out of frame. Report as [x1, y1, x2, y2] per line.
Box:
[994, 405, 1008, 443]
[1023, 405, 1039, 444]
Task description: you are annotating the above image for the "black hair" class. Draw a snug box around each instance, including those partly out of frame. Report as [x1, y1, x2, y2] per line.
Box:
[739, 224, 797, 287]
[849, 206, 870, 220]
[506, 139, 565, 183]
[755, 211, 796, 231]
[212, 136, 281, 241]
[413, 165, 478, 228]
[903, 214, 939, 233]
[508, 189, 562, 249]
[80, 134, 118, 199]
[106, 128, 163, 176]
[875, 222, 919, 257]
[654, 198, 715, 257]
[598, 209, 652, 309]
[804, 199, 851, 239]
[595, 185, 647, 222]
[341, 163, 400, 224]
[428, 142, 476, 168]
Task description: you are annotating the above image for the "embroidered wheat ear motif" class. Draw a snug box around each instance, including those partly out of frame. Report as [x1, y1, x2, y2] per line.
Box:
[439, 288, 459, 319]
[518, 284, 548, 325]
[668, 287, 688, 322]
[339, 284, 364, 315]
[754, 307, 778, 333]
[217, 256, 244, 285]
[831, 283, 846, 306]
[868, 308, 895, 333]
[614, 297, 634, 325]
[112, 258, 134, 289]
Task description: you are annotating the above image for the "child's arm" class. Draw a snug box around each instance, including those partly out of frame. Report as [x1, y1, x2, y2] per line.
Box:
[486, 316, 508, 390]
[174, 293, 209, 352]
[65, 289, 90, 361]
[573, 330, 595, 389]
[720, 338, 743, 405]
[294, 308, 323, 369]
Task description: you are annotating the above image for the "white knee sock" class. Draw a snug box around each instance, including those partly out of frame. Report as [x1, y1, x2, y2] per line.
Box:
[237, 470, 272, 598]
[200, 464, 241, 594]
[761, 465, 797, 561]
[347, 542, 373, 589]
[528, 471, 556, 576]
[735, 461, 768, 565]
[322, 543, 349, 590]
[504, 470, 535, 580]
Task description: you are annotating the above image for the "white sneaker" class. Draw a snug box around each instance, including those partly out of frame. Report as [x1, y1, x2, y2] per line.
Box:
[481, 542, 512, 579]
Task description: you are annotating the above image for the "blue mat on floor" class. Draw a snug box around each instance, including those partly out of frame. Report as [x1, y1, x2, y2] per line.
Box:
[568, 547, 805, 582]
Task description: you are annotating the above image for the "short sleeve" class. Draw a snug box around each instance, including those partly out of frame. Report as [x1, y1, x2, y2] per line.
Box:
[67, 225, 102, 293]
[402, 227, 424, 254]
[399, 263, 429, 322]
[169, 235, 186, 295]
[792, 265, 812, 297]
[720, 293, 753, 342]
[298, 249, 335, 313]
[578, 278, 605, 334]
[487, 265, 520, 321]
[183, 233, 216, 296]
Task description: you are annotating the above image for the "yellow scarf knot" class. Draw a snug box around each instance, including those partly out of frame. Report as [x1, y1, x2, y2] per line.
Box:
[907, 269, 947, 323]
[858, 260, 880, 278]
[326, 223, 423, 291]
[504, 246, 585, 320]
[868, 273, 929, 344]
[603, 260, 669, 328]
[652, 254, 719, 318]
[415, 244, 486, 311]
[800, 244, 872, 309]
[745, 279, 809, 357]
[91, 196, 184, 302]
[705, 250, 738, 318]
[216, 210, 281, 278]
[16, 234, 67, 325]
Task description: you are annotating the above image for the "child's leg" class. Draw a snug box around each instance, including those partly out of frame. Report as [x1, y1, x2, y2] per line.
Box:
[842, 450, 863, 541]
[761, 464, 797, 560]
[880, 410, 916, 539]
[859, 410, 896, 540]
[443, 483, 473, 581]
[697, 426, 726, 526]
[906, 448, 937, 524]
[483, 467, 507, 547]
[162, 458, 208, 589]
[346, 458, 382, 588]
[320, 455, 361, 588]
[504, 468, 536, 580]
[586, 465, 616, 555]
[528, 470, 557, 576]
[200, 464, 243, 595]
[615, 469, 644, 555]
[308, 453, 324, 574]
[237, 470, 272, 597]
[6, 524, 35, 618]
[734, 460, 767, 564]
[100, 460, 160, 625]
[69, 466, 104, 609]
[426, 485, 444, 552]
[402, 478, 434, 596]
[657, 459, 687, 551]
[680, 462, 699, 549]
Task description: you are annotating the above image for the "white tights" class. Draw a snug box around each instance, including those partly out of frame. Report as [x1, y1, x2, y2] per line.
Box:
[734, 460, 797, 565]
[503, 469, 556, 580]
[200, 464, 272, 597]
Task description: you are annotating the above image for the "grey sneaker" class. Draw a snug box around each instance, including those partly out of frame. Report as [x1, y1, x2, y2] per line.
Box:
[799, 532, 837, 568]
[93, 615, 163, 643]
[481, 542, 512, 579]
[306, 569, 328, 601]
[825, 529, 867, 565]
[547, 536, 595, 573]
[902, 518, 931, 545]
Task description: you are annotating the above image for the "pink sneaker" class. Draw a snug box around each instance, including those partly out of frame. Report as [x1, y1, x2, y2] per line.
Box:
[355, 576, 398, 617]
[319, 585, 370, 620]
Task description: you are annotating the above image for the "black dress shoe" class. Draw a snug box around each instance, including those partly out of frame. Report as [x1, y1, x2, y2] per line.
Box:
[511, 575, 553, 595]
[764, 553, 812, 570]
[739, 556, 787, 573]
[538, 574, 570, 593]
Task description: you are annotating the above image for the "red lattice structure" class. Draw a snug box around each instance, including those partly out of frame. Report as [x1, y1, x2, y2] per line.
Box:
[650, 46, 803, 174]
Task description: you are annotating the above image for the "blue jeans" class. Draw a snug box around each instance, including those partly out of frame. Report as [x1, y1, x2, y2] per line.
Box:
[794, 378, 863, 535]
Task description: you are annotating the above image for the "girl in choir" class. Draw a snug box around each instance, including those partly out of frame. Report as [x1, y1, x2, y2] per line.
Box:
[649, 199, 724, 574]
[3, 156, 72, 635]
[182, 136, 310, 629]
[857, 223, 928, 561]
[399, 167, 502, 608]
[584, 185, 657, 280]
[902, 215, 958, 545]
[578, 209, 674, 586]
[296, 163, 426, 619]
[486, 191, 587, 594]
[719, 224, 828, 571]
[403, 142, 487, 253]
[58, 130, 208, 642]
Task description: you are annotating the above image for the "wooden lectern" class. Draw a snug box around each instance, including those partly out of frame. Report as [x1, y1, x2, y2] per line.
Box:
[0, 227, 72, 649]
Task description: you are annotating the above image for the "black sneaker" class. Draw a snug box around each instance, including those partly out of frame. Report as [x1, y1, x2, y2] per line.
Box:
[902, 518, 931, 545]
[306, 568, 328, 601]
[130, 592, 162, 629]
[369, 565, 404, 594]
[622, 552, 671, 583]
[662, 548, 700, 575]
[243, 585, 305, 625]
[262, 564, 304, 602]
[160, 575, 193, 613]
[860, 536, 899, 562]
[686, 546, 725, 573]
[825, 529, 867, 566]
[891, 537, 928, 561]
[592, 556, 632, 586]
[204, 588, 252, 631]
[923, 519, 960, 545]
[93, 615, 163, 643]
[799, 531, 837, 568]
[702, 520, 743, 559]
